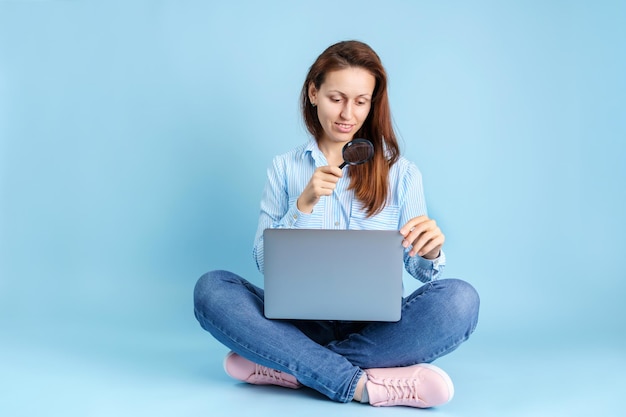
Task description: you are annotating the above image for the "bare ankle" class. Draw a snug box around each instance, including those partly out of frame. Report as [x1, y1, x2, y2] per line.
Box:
[353, 374, 368, 403]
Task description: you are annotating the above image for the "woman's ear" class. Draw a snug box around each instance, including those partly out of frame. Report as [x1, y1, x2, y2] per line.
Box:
[308, 83, 318, 105]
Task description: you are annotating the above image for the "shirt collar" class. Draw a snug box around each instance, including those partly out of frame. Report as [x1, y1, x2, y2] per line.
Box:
[301, 139, 327, 166]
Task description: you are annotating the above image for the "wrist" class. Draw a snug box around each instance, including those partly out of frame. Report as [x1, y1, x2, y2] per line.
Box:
[296, 196, 315, 214]
[422, 250, 441, 260]
[296, 195, 318, 214]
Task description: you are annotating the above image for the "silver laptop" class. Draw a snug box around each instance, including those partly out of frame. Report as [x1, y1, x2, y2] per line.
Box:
[263, 229, 404, 322]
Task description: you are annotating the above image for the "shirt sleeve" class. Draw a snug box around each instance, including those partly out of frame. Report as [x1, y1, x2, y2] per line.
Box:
[404, 250, 446, 283]
[252, 156, 313, 273]
[397, 161, 446, 282]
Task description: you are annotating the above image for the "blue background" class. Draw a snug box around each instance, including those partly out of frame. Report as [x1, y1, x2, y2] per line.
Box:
[1, 1, 624, 416]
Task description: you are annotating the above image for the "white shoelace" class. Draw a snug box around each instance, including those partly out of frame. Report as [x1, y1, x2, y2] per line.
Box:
[254, 364, 287, 382]
[381, 378, 421, 403]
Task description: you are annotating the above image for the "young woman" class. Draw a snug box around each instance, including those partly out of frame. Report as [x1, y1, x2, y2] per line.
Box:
[193, 40, 480, 409]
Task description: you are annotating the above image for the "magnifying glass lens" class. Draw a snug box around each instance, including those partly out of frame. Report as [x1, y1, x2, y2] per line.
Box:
[339, 139, 374, 169]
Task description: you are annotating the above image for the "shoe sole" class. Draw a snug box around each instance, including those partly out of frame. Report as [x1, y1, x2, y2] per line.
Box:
[416, 363, 455, 402]
[223, 351, 238, 379]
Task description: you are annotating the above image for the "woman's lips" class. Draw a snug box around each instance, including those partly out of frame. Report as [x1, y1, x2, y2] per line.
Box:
[335, 123, 354, 133]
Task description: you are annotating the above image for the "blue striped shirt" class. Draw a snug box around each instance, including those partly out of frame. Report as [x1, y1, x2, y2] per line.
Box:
[253, 139, 445, 283]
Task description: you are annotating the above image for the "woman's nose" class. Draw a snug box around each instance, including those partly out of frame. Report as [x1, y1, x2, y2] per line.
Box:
[340, 102, 353, 120]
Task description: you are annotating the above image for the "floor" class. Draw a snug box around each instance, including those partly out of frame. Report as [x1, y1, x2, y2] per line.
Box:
[2, 312, 624, 417]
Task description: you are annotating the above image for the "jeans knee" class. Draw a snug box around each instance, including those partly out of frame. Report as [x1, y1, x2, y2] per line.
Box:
[439, 279, 480, 331]
[194, 269, 236, 311]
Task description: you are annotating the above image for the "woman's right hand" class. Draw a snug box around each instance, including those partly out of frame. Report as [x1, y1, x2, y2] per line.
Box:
[297, 166, 343, 214]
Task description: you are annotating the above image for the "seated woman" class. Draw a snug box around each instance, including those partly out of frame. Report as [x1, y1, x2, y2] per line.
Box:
[193, 40, 480, 409]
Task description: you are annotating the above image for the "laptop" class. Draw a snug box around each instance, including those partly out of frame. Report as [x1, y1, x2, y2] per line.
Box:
[263, 229, 404, 322]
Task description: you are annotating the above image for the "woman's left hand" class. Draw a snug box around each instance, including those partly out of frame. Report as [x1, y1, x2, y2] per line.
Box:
[399, 216, 445, 259]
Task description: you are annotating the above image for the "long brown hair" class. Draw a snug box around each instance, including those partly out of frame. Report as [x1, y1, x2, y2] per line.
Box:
[300, 40, 400, 217]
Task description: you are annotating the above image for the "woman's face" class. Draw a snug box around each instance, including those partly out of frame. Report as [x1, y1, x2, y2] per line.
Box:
[309, 67, 376, 147]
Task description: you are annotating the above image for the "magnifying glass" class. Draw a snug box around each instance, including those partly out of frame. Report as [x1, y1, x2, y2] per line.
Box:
[338, 138, 374, 169]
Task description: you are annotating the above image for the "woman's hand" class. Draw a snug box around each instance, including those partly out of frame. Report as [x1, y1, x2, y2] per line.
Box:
[297, 166, 343, 214]
[399, 215, 445, 259]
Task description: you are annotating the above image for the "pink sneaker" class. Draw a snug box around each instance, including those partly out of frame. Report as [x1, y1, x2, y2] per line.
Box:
[364, 363, 454, 408]
[223, 351, 302, 389]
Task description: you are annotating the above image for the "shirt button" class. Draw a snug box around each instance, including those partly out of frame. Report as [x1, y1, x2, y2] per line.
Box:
[334, 221, 340, 226]
[293, 214, 298, 219]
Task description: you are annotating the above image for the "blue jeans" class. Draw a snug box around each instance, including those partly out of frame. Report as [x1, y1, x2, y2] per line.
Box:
[193, 270, 479, 403]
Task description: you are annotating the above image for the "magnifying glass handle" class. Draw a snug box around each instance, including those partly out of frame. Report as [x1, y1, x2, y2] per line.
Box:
[338, 161, 347, 169]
